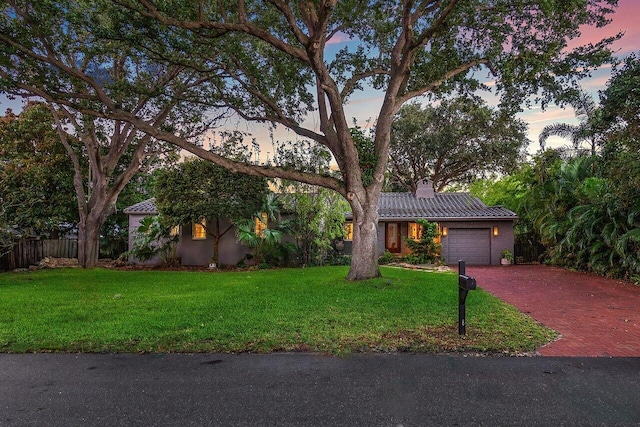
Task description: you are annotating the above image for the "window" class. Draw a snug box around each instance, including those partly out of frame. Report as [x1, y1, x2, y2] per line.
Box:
[170, 225, 180, 237]
[192, 221, 206, 240]
[408, 222, 423, 241]
[255, 212, 268, 236]
[344, 222, 354, 241]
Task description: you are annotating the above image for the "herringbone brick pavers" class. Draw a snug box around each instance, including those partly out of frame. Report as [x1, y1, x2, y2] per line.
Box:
[466, 265, 640, 357]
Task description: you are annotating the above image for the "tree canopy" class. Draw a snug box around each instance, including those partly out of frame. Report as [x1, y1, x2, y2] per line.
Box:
[0, 0, 203, 266]
[0, 0, 620, 279]
[0, 103, 77, 237]
[389, 97, 529, 192]
[154, 157, 269, 264]
[472, 54, 640, 281]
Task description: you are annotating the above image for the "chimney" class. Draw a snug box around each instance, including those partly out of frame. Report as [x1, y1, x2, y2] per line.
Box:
[415, 178, 435, 198]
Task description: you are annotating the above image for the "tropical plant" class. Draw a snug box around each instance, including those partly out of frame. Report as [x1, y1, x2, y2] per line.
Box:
[518, 150, 640, 280]
[404, 219, 441, 265]
[235, 194, 295, 268]
[501, 249, 514, 263]
[538, 89, 603, 156]
[129, 215, 179, 265]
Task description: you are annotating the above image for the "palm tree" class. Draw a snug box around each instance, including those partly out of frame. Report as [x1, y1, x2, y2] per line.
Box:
[538, 89, 601, 156]
[236, 194, 293, 267]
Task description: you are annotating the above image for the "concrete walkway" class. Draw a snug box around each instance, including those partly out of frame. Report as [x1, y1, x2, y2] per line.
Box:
[467, 265, 640, 357]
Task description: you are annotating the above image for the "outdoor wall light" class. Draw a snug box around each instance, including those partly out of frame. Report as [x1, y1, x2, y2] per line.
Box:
[493, 226, 499, 236]
[442, 226, 448, 237]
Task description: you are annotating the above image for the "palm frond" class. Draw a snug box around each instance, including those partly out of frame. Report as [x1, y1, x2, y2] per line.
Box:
[538, 123, 578, 150]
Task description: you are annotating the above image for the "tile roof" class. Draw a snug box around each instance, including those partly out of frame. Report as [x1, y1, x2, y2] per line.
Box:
[125, 193, 517, 221]
[344, 192, 517, 221]
[123, 198, 158, 215]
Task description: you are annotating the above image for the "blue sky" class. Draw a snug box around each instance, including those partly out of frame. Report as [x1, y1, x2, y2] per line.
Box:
[227, 0, 640, 160]
[2, 0, 638, 159]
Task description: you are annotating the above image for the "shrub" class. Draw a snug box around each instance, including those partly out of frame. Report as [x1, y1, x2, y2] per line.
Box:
[378, 250, 397, 265]
[404, 219, 441, 264]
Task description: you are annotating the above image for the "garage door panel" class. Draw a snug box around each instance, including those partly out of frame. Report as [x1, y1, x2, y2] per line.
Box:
[447, 228, 490, 265]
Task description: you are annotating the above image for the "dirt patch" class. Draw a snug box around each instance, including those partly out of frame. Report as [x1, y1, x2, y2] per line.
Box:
[38, 257, 80, 269]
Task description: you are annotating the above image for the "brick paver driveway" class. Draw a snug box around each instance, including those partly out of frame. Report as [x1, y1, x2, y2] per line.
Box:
[466, 265, 640, 357]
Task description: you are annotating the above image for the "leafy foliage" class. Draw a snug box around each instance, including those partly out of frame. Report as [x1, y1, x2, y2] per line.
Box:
[235, 194, 295, 268]
[473, 148, 639, 281]
[0, 103, 77, 237]
[155, 157, 268, 264]
[272, 140, 350, 266]
[350, 127, 377, 188]
[404, 220, 441, 265]
[129, 215, 179, 265]
[389, 97, 529, 192]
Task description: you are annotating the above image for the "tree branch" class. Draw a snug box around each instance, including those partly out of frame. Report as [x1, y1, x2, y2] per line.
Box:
[340, 69, 390, 99]
[412, 0, 459, 49]
[396, 58, 491, 106]
[117, 0, 311, 64]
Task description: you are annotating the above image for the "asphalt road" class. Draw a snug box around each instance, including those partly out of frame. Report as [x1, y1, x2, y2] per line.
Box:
[2, 353, 640, 426]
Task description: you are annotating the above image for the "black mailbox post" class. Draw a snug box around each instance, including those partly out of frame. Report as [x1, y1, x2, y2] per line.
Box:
[458, 260, 476, 335]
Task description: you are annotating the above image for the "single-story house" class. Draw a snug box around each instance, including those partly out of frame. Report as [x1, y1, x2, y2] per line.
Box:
[344, 179, 517, 265]
[123, 198, 260, 266]
[125, 179, 516, 266]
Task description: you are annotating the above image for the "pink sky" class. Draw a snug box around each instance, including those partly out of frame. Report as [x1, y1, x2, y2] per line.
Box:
[524, 0, 639, 151]
[1, 1, 638, 157]
[575, 0, 639, 55]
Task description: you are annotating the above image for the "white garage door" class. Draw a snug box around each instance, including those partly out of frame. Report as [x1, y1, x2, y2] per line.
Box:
[447, 228, 491, 265]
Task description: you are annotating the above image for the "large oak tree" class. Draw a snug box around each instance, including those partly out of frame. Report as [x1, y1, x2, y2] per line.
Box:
[1, 0, 620, 279]
[0, 1, 206, 266]
[389, 97, 529, 192]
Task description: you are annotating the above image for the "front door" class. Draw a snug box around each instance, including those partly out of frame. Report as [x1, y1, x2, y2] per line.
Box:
[385, 222, 401, 253]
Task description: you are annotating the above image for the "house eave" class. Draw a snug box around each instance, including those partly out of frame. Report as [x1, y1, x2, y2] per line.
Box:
[377, 216, 518, 222]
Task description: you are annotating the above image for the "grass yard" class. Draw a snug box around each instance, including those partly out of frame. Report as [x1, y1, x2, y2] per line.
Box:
[0, 266, 555, 355]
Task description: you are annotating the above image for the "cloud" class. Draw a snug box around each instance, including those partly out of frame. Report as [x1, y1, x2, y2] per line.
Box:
[568, 0, 639, 54]
[326, 31, 352, 45]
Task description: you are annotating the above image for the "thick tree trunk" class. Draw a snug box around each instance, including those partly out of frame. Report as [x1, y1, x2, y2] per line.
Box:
[77, 215, 101, 268]
[346, 199, 381, 281]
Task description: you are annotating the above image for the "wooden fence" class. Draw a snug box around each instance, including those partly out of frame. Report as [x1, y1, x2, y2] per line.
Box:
[0, 238, 78, 271]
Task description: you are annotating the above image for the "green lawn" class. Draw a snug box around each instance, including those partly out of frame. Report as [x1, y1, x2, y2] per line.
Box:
[0, 266, 555, 355]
